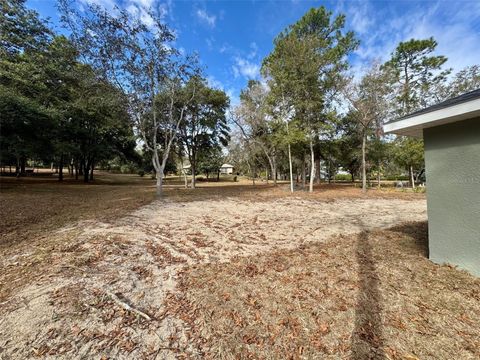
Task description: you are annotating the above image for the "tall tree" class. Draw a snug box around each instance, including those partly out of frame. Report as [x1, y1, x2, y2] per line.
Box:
[263, 6, 358, 192]
[433, 65, 480, 101]
[383, 37, 450, 114]
[393, 137, 424, 188]
[233, 80, 281, 186]
[0, 0, 53, 174]
[178, 76, 229, 188]
[0, 0, 51, 59]
[345, 64, 389, 192]
[383, 37, 449, 188]
[59, 0, 196, 196]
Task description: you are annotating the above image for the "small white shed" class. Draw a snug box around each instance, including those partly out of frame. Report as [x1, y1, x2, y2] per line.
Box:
[219, 164, 234, 174]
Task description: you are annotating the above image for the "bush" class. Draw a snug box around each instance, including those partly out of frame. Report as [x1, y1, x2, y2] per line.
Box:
[334, 174, 352, 181]
[138, 170, 145, 177]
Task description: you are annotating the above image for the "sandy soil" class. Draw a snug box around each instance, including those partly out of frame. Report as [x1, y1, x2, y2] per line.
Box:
[0, 195, 428, 359]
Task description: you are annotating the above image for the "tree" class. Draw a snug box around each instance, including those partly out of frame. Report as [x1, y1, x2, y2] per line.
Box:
[0, 0, 54, 174]
[383, 37, 450, 114]
[393, 136, 424, 188]
[345, 64, 389, 192]
[59, 0, 196, 196]
[197, 145, 224, 181]
[178, 76, 229, 188]
[233, 80, 282, 186]
[337, 114, 361, 182]
[383, 38, 449, 188]
[434, 65, 480, 100]
[0, 0, 51, 59]
[262, 6, 358, 192]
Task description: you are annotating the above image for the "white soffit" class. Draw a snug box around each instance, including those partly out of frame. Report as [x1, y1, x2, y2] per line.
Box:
[384, 97, 480, 138]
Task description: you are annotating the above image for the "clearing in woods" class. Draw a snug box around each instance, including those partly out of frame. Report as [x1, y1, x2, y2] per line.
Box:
[0, 173, 479, 359]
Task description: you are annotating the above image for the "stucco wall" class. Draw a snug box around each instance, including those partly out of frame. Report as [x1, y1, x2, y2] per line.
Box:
[423, 117, 480, 276]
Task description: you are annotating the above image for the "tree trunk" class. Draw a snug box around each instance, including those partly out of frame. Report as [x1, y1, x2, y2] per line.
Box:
[361, 132, 367, 193]
[183, 170, 188, 188]
[217, 170, 220, 182]
[252, 163, 256, 185]
[191, 163, 196, 189]
[74, 162, 79, 180]
[316, 158, 321, 184]
[15, 155, 20, 175]
[409, 165, 415, 189]
[83, 161, 89, 183]
[265, 167, 269, 184]
[302, 154, 306, 189]
[309, 139, 315, 193]
[377, 160, 381, 189]
[327, 158, 331, 184]
[79, 158, 84, 176]
[20, 156, 26, 174]
[272, 156, 277, 186]
[288, 143, 294, 192]
[89, 160, 94, 181]
[58, 154, 64, 182]
[156, 168, 164, 197]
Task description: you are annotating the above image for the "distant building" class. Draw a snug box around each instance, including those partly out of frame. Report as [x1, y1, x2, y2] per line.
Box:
[220, 164, 234, 174]
[384, 89, 480, 276]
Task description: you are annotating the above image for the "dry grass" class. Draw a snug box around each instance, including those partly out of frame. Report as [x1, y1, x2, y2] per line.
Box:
[0, 172, 157, 249]
[2, 174, 476, 359]
[167, 222, 480, 359]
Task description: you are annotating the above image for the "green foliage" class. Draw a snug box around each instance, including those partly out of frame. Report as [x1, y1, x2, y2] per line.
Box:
[177, 76, 230, 182]
[383, 37, 450, 114]
[197, 146, 224, 179]
[263, 6, 358, 132]
[0, 0, 136, 180]
[0, 0, 52, 58]
[392, 136, 424, 170]
[434, 65, 480, 100]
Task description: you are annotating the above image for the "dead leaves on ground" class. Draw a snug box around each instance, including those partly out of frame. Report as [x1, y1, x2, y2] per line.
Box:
[165, 223, 480, 359]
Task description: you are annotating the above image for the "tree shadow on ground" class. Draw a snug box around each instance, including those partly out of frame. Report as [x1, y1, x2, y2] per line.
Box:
[351, 230, 385, 359]
[351, 221, 429, 359]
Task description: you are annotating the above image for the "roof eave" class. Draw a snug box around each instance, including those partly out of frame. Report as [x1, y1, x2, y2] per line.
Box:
[384, 97, 480, 138]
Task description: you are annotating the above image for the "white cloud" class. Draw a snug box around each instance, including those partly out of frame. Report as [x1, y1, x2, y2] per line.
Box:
[130, 0, 154, 8]
[346, 1, 373, 35]
[78, 0, 117, 11]
[232, 57, 260, 79]
[205, 37, 214, 51]
[345, 0, 480, 79]
[247, 42, 258, 59]
[206, 75, 223, 89]
[196, 9, 216, 28]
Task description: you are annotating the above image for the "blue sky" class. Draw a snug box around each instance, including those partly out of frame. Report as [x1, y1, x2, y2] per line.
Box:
[28, 0, 480, 105]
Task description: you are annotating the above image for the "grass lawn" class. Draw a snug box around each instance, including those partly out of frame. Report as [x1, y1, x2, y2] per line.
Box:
[0, 173, 478, 359]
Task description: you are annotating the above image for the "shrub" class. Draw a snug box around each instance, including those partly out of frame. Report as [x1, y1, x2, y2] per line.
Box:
[334, 174, 352, 181]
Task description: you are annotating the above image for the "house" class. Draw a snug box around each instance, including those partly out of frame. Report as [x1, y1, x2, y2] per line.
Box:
[219, 164, 234, 175]
[384, 88, 480, 276]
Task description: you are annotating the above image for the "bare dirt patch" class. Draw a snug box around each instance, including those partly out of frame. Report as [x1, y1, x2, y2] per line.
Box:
[0, 189, 432, 359]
